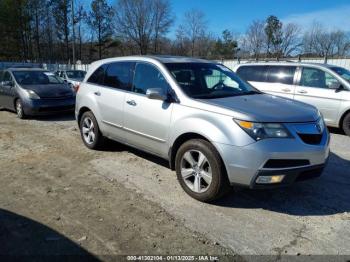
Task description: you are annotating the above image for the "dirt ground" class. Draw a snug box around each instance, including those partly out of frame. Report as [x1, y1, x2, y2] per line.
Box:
[0, 111, 234, 260]
[0, 110, 350, 260]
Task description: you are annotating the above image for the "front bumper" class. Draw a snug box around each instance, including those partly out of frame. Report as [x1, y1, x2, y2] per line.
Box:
[214, 128, 330, 188]
[23, 97, 76, 116]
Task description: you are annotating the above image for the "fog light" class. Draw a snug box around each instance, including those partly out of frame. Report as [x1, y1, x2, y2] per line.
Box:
[256, 175, 285, 184]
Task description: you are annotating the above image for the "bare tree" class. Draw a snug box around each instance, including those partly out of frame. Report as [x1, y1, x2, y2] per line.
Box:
[332, 30, 350, 56]
[52, 0, 71, 61]
[278, 23, 301, 57]
[115, 0, 173, 55]
[152, 0, 174, 53]
[301, 22, 350, 59]
[87, 0, 114, 59]
[244, 20, 266, 59]
[178, 9, 207, 57]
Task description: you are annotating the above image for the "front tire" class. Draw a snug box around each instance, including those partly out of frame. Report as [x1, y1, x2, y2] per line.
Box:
[175, 139, 230, 202]
[79, 111, 104, 149]
[15, 99, 26, 119]
[342, 112, 350, 136]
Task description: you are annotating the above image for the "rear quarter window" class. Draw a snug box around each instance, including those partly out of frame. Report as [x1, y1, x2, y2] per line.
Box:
[267, 66, 296, 85]
[236, 66, 268, 82]
[87, 65, 107, 85]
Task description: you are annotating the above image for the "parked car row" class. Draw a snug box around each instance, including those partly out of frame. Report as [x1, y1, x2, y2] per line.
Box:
[0, 68, 76, 118]
[2, 56, 349, 202]
[55, 70, 86, 91]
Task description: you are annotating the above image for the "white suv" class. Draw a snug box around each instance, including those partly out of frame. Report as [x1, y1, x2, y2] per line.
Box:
[234, 62, 350, 136]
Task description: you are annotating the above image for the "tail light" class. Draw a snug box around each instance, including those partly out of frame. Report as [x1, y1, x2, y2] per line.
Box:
[74, 84, 80, 92]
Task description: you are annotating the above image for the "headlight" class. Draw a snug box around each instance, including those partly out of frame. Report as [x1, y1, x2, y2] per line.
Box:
[234, 120, 293, 141]
[25, 90, 40, 99]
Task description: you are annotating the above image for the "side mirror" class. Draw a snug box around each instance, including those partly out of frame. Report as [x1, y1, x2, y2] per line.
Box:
[331, 83, 345, 92]
[329, 82, 341, 89]
[146, 88, 167, 101]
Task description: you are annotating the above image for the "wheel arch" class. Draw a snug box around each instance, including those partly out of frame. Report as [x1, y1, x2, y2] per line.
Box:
[339, 108, 350, 130]
[77, 106, 92, 126]
[169, 132, 218, 171]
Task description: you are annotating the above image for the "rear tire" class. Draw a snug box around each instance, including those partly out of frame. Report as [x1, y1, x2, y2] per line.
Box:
[15, 99, 26, 119]
[79, 111, 104, 149]
[342, 112, 350, 136]
[175, 139, 231, 202]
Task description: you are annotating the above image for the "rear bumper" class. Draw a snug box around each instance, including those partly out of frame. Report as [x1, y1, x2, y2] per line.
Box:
[23, 97, 76, 116]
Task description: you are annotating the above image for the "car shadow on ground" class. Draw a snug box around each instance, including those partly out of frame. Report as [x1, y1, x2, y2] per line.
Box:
[328, 127, 345, 135]
[100, 137, 350, 217]
[0, 109, 76, 122]
[0, 209, 99, 260]
[213, 151, 350, 216]
[101, 139, 170, 169]
[34, 112, 76, 122]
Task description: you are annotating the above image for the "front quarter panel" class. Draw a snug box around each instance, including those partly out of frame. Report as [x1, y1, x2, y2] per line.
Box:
[169, 103, 255, 148]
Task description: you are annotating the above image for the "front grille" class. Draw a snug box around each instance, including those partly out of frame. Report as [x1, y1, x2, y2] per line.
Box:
[38, 105, 74, 112]
[263, 159, 310, 169]
[41, 95, 73, 100]
[298, 133, 323, 145]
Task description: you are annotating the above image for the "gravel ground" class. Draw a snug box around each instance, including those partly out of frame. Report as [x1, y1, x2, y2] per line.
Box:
[0, 110, 349, 260]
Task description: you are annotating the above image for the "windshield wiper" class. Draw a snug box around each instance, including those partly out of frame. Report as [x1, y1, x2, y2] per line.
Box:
[243, 90, 261, 95]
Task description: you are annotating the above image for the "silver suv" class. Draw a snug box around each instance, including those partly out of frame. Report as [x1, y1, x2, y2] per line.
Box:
[234, 62, 350, 136]
[76, 56, 330, 202]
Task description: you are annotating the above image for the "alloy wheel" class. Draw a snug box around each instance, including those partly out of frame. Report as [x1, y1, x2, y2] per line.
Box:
[82, 117, 95, 145]
[180, 150, 212, 193]
[16, 100, 23, 118]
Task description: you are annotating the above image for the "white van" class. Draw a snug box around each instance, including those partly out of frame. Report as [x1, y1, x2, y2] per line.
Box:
[234, 62, 350, 136]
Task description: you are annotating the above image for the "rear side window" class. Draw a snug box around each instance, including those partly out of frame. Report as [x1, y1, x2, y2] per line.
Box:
[87, 65, 106, 85]
[267, 66, 296, 85]
[300, 67, 340, 89]
[104, 62, 134, 91]
[133, 63, 169, 95]
[3, 71, 12, 82]
[236, 66, 267, 82]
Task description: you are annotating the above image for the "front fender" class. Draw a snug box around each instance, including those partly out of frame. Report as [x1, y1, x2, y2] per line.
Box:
[169, 106, 255, 147]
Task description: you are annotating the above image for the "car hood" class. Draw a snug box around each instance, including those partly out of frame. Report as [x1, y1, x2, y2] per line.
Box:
[199, 94, 319, 123]
[22, 84, 74, 98]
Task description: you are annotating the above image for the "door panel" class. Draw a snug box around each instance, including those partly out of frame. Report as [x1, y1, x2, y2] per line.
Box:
[294, 67, 341, 125]
[260, 66, 297, 99]
[1, 72, 15, 109]
[237, 65, 296, 99]
[124, 93, 173, 156]
[124, 62, 173, 156]
[97, 87, 126, 140]
[96, 62, 135, 141]
[252, 81, 295, 99]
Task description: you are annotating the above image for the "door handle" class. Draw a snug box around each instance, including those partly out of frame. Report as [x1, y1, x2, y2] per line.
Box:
[298, 90, 308, 94]
[281, 88, 291, 92]
[126, 100, 137, 106]
[94, 91, 101, 96]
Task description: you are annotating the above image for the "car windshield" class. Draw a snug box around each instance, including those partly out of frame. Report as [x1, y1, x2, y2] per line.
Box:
[165, 63, 260, 99]
[13, 71, 64, 85]
[331, 67, 350, 82]
[66, 70, 86, 79]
